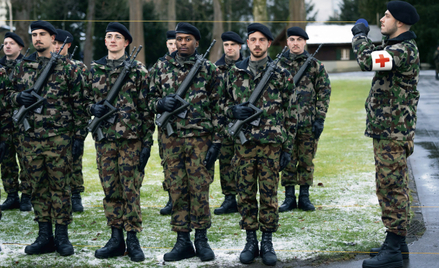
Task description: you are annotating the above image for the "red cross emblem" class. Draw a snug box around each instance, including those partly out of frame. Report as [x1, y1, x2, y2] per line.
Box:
[375, 54, 390, 67]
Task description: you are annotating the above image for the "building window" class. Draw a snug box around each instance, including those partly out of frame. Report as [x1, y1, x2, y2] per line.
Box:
[341, 49, 350, 60]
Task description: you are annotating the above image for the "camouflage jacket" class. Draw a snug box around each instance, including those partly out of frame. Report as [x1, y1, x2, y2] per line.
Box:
[0, 54, 24, 76]
[278, 50, 331, 128]
[0, 67, 10, 141]
[214, 53, 243, 76]
[352, 31, 420, 141]
[5, 52, 88, 139]
[85, 56, 154, 147]
[225, 56, 298, 152]
[147, 51, 225, 144]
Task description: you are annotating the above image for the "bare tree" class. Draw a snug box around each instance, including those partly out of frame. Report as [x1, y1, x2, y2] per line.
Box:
[84, 0, 95, 67]
[167, 0, 176, 30]
[209, 0, 223, 62]
[253, 0, 267, 23]
[289, 0, 306, 29]
[129, 0, 145, 63]
[11, 0, 31, 50]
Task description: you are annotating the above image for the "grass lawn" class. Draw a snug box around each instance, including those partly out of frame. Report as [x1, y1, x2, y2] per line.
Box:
[0, 77, 388, 267]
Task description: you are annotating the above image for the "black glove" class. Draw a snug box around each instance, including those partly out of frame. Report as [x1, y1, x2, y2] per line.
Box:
[16, 91, 36, 107]
[0, 141, 7, 164]
[312, 118, 325, 140]
[279, 151, 291, 171]
[203, 143, 221, 169]
[72, 139, 84, 162]
[138, 146, 151, 171]
[156, 94, 180, 114]
[231, 102, 253, 120]
[351, 19, 370, 36]
[90, 102, 108, 118]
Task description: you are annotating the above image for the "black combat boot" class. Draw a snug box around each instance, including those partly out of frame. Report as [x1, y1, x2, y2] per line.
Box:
[260, 232, 277, 266]
[1, 191, 20, 210]
[370, 236, 409, 260]
[298, 185, 315, 211]
[164, 231, 196, 261]
[239, 230, 259, 264]
[54, 224, 74, 256]
[362, 232, 404, 268]
[95, 227, 126, 259]
[279, 186, 297, 212]
[25, 222, 56, 255]
[194, 229, 215, 261]
[160, 191, 172, 215]
[214, 194, 238, 215]
[71, 191, 84, 212]
[126, 231, 145, 262]
[20, 193, 32, 211]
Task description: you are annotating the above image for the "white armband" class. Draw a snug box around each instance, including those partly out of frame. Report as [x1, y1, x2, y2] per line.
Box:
[371, 51, 393, 71]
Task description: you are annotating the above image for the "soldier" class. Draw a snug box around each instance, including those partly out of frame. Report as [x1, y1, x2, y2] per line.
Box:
[351, 2, 420, 268]
[279, 27, 331, 212]
[213, 31, 244, 215]
[0, 32, 32, 212]
[0, 66, 9, 224]
[225, 23, 297, 266]
[85, 22, 152, 262]
[5, 20, 88, 256]
[433, 45, 439, 80]
[148, 22, 224, 262]
[53, 29, 88, 213]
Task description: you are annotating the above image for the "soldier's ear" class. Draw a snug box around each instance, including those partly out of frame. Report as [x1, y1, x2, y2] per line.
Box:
[195, 41, 199, 48]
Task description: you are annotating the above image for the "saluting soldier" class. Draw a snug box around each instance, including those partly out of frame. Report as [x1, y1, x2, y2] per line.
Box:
[351, 2, 420, 268]
[0, 32, 32, 212]
[5, 20, 88, 256]
[85, 22, 153, 262]
[279, 27, 331, 212]
[213, 31, 244, 216]
[148, 22, 224, 262]
[225, 23, 297, 266]
[53, 29, 88, 213]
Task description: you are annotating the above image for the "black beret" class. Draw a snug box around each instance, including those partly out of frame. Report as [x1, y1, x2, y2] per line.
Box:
[55, 29, 73, 43]
[221, 31, 244, 44]
[387, 1, 419, 25]
[30, 20, 57, 36]
[4, 32, 24, 47]
[106, 22, 132, 44]
[287, 27, 309, 40]
[175, 22, 201, 41]
[247, 23, 273, 41]
[166, 30, 176, 40]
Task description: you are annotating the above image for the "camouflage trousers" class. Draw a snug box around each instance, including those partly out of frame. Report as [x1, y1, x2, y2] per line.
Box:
[1, 129, 31, 194]
[281, 126, 318, 187]
[234, 142, 282, 232]
[71, 146, 84, 193]
[218, 138, 236, 196]
[157, 127, 170, 192]
[161, 134, 213, 232]
[19, 134, 73, 225]
[373, 139, 414, 237]
[96, 139, 144, 232]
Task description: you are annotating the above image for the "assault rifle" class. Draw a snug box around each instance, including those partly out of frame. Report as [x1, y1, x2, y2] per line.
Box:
[155, 39, 216, 137]
[69, 46, 78, 60]
[228, 46, 288, 145]
[87, 46, 143, 141]
[9, 48, 30, 80]
[293, 43, 323, 85]
[12, 37, 70, 131]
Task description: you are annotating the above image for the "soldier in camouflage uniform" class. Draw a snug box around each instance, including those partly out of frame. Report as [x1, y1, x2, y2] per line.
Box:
[433, 45, 439, 80]
[213, 31, 244, 215]
[0, 66, 10, 223]
[225, 23, 297, 266]
[53, 29, 88, 213]
[351, 2, 420, 268]
[148, 22, 224, 262]
[0, 32, 32, 212]
[5, 20, 88, 256]
[279, 27, 331, 213]
[85, 22, 152, 262]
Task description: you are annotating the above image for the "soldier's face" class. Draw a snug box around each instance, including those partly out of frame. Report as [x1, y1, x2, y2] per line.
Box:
[105, 32, 129, 53]
[3, 37, 22, 60]
[176, 33, 198, 57]
[380, 10, 398, 37]
[247, 32, 271, 59]
[32, 29, 54, 53]
[223, 41, 241, 60]
[53, 40, 71, 56]
[287, 36, 306, 55]
[166, 39, 177, 54]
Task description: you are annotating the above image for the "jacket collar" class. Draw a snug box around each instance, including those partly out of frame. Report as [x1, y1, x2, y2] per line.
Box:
[215, 53, 243, 67]
[0, 53, 24, 66]
[235, 55, 272, 70]
[386, 31, 417, 44]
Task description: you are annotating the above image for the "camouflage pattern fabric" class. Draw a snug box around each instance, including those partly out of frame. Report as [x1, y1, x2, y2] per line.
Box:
[281, 126, 318, 186]
[95, 139, 144, 232]
[352, 32, 420, 141]
[234, 142, 281, 232]
[161, 134, 213, 232]
[19, 134, 73, 225]
[374, 139, 413, 237]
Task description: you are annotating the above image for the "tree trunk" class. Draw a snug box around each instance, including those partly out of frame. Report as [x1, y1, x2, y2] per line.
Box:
[129, 0, 145, 63]
[210, 0, 223, 62]
[84, 0, 95, 67]
[289, 0, 306, 29]
[11, 0, 31, 50]
[167, 0, 176, 30]
[253, 0, 267, 23]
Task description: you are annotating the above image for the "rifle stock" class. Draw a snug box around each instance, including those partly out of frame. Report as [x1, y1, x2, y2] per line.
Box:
[293, 43, 324, 85]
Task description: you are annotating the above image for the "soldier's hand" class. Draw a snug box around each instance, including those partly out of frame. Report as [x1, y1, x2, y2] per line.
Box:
[312, 118, 325, 140]
[90, 103, 108, 118]
[16, 91, 37, 107]
[351, 19, 370, 36]
[0, 141, 7, 164]
[231, 102, 253, 120]
[72, 139, 84, 162]
[279, 151, 291, 171]
[156, 94, 180, 113]
[203, 143, 222, 170]
[138, 146, 151, 171]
